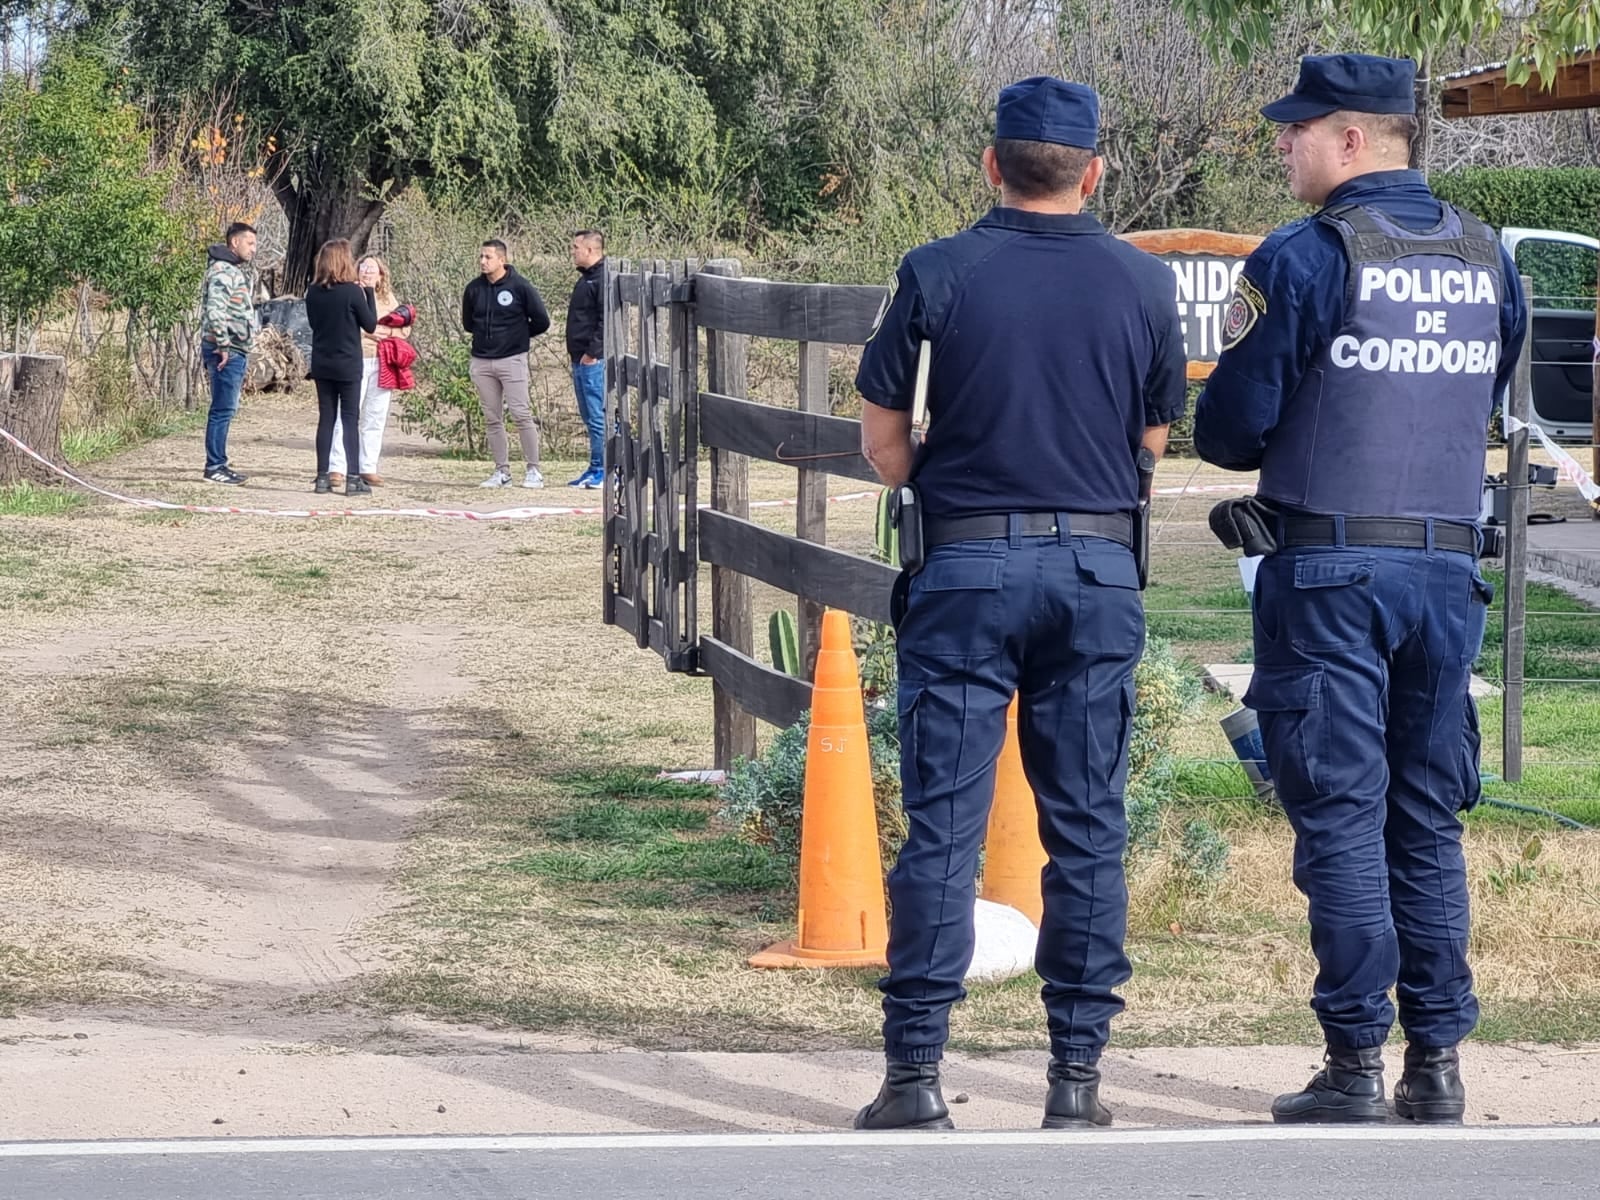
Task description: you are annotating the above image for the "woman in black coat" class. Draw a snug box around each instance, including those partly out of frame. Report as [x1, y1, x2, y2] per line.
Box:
[305, 238, 378, 495]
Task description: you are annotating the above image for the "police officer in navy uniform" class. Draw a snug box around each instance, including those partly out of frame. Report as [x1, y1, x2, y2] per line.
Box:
[1195, 54, 1528, 1124]
[852, 75, 1187, 1131]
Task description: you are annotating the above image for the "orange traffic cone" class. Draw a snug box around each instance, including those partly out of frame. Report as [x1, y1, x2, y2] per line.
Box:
[979, 694, 1047, 926]
[750, 609, 889, 969]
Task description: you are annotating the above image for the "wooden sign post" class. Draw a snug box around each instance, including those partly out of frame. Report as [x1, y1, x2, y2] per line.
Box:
[1119, 230, 1265, 380]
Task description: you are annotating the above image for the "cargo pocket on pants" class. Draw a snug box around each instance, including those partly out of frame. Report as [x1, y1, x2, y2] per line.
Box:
[1072, 544, 1143, 655]
[897, 682, 926, 802]
[1458, 692, 1483, 813]
[1110, 675, 1137, 798]
[1243, 665, 1329, 800]
[1286, 554, 1376, 653]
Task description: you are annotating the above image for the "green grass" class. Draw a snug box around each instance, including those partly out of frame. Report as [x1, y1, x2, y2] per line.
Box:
[1477, 571, 1600, 684]
[1143, 581, 1255, 648]
[0, 483, 88, 516]
[515, 767, 774, 895]
[510, 838, 786, 893]
[1150, 562, 1600, 826]
[240, 555, 330, 593]
[547, 799, 709, 843]
[60, 408, 205, 464]
[552, 766, 717, 802]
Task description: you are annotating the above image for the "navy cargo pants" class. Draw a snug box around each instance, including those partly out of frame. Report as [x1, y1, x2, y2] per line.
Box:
[881, 520, 1143, 1066]
[1244, 542, 1492, 1051]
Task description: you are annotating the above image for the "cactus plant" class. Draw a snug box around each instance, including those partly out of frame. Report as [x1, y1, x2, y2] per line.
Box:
[769, 609, 801, 676]
[874, 487, 899, 566]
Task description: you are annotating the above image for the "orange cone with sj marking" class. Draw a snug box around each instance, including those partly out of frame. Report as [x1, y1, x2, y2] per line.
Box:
[979, 694, 1047, 926]
[749, 609, 889, 969]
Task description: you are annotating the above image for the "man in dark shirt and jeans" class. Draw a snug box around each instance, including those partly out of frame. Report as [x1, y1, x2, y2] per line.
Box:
[462, 239, 551, 489]
[852, 75, 1186, 1132]
[565, 230, 607, 489]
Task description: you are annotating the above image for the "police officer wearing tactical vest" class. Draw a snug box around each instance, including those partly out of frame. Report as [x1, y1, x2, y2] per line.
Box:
[1195, 54, 1528, 1125]
[853, 75, 1186, 1131]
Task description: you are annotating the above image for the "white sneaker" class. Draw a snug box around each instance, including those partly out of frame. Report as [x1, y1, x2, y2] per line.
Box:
[523, 467, 545, 489]
[479, 469, 512, 488]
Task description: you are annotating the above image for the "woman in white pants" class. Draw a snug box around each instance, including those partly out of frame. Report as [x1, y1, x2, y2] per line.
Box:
[330, 256, 408, 486]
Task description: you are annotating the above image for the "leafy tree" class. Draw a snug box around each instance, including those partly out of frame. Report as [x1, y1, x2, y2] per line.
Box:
[1177, 0, 1600, 80]
[1176, 0, 1600, 169]
[62, 0, 859, 291]
[0, 52, 196, 350]
[66, 0, 568, 292]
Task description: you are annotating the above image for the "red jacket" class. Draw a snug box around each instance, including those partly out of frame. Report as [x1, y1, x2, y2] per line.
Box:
[377, 334, 417, 390]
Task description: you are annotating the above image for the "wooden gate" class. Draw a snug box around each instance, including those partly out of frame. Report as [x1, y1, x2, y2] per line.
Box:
[600, 257, 892, 767]
[601, 259, 699, 672]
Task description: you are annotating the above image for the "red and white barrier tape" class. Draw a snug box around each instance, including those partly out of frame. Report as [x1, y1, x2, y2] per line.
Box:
[0, 424, 881, 521]
[1504, 415, 1600, 504]
[1154, 482, 1255, 496]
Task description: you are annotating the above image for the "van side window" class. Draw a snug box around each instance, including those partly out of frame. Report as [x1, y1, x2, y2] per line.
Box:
[1513, 238, 1597, 313]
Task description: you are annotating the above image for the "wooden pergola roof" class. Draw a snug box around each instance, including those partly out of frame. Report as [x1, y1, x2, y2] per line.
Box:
[1441, 49, 1600, 118]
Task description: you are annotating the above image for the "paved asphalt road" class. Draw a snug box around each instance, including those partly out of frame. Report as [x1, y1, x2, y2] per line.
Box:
[4, 1127, 1599, 1199]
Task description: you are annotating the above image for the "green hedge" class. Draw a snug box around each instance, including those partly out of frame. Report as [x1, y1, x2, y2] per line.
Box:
[1433, 169, 1599, 307]
[1432, 168, 1600, 237]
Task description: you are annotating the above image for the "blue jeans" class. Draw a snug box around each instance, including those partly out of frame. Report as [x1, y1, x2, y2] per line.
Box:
[881, 524, 1143, 1066]
[201, 342, 247, 472]
[572, 360, 605, 471]
[1244, 543, 1492, 1050]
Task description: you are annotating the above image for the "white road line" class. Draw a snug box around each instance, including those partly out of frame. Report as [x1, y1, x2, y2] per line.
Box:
[3, 1125, 1599, 1158]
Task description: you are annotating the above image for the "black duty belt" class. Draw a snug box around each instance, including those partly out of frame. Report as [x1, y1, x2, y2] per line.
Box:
[923, 511, 1133, 549]
[1278, 515, 1478, 555]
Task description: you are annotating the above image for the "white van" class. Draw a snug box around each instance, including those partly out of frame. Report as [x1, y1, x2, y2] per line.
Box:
[1501, 226, 1597, 441]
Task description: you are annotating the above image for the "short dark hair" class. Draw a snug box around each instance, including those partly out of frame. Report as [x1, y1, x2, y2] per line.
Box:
[482, 239, 509, 258]
[573, 229, 605, 251]
[225, 221, 256, 242]
[992, 138, 1093, 201]
[1338, 110, 1419, 158]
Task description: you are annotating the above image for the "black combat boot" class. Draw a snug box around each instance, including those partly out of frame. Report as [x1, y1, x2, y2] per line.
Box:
[1271, 1046, 1389, 1124]
[1042, 1059, 1113, 1129]
[853, 1061, 955, 1131]
[1393, 1043, 1465, 1124]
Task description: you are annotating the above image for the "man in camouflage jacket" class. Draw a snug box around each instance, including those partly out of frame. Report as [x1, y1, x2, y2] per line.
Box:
[199, 222, 258, 484]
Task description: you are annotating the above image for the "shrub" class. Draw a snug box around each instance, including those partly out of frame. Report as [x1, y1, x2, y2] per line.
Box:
[1172, 818, 1232, 885]
[397, 338, 485, 459]
[718, 696, 904, 875]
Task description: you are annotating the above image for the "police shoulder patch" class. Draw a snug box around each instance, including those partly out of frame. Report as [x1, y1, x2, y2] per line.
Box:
[866, 272, 899, 343]
[1220, 276, 1266, 351]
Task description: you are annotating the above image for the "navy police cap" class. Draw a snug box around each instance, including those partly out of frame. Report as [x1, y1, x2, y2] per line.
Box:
[995, 75, 1099, 149]
[1260, 53, 1416, 122]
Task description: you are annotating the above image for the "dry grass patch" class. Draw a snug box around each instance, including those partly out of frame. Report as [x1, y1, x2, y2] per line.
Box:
[0, 938, 189, 1018]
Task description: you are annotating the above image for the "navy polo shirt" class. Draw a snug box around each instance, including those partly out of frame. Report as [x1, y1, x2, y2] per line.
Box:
[856, 207, 1187, 519]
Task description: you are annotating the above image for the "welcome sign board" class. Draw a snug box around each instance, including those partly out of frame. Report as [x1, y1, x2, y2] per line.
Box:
[1119, 230, 1265, 379]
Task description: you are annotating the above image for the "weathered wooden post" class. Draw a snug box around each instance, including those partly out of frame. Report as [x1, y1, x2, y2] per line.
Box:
[1503, 273, 1534, 781]
[702, 260, 756, 770]
[0, 353, 68, 486]
[796, 341, 829, 679]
